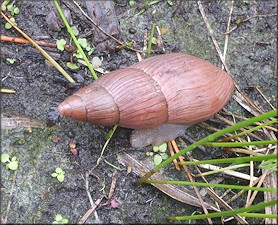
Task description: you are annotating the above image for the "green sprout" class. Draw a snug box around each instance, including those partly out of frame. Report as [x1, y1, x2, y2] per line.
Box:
[3, 1, 19, 29]
[1, 153, 19, 171]
[73, 38, 94, 58]
[5, 17, 16, 29]
[51, 167, 65, 182]
[129, 0, 135, 7]
[167, 0, 173, 6]
[6, 57, 16, 64]
[147, 143, 169, 165]
[6, 2, 20, 16]
[56, 39, 67, 51]
[70, 25, 79, 36]
[52, 214, 68, 224]
[259, 159, 277, 171]
[66, 62, 79, 70]
[91, 56, 102, 68]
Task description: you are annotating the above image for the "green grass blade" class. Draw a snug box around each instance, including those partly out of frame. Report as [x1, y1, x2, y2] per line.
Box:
[143, 179, 277, 193]
[205, 140, 277, 147]
[197, 163, 250, 177]
[238, 213, 278, 219]
[147, 24, 156, 58]
[140, 109, 277, 182]
[168, 199, 277, 220]
[179, 154, 277, 166]
[226, 119, 277, 140]
[53, 0, 98, 80]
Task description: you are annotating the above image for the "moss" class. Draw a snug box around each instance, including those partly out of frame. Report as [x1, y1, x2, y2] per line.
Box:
[1, 127, 72, 223]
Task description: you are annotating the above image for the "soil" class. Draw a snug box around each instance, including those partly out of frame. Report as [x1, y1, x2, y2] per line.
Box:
[1, 0, 277, 224]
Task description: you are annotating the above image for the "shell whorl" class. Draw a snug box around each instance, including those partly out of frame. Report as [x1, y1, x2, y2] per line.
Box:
[58, 53, 234, 129]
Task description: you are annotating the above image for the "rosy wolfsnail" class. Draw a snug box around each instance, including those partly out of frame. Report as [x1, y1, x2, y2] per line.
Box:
[58, 53, 234, 147]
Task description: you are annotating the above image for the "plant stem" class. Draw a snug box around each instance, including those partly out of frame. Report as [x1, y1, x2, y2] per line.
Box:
[53, 0, 98, 80]
[147, 24, 156, 58]
[179, 154, 276, 165]
[225, 119, 277, 141]
[143, 179, 276, 193]
[238, 213, 278, 219]
[168, 200, 277, 220]
[205, 139, 277, 147]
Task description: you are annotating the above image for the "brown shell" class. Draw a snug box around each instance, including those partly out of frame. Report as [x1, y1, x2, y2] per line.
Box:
[58, 53, 234, 129]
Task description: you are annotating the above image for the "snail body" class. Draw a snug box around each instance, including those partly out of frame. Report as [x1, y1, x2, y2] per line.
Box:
[58, 53, 234, 147]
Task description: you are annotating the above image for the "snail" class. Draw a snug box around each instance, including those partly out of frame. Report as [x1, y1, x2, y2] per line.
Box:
[58, 53, 234, 148]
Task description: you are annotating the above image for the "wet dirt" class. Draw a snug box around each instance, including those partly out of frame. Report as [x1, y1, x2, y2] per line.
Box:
[1, 0, 277, 224]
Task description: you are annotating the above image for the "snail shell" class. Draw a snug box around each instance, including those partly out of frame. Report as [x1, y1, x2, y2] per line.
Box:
[58, 53, 234, 147]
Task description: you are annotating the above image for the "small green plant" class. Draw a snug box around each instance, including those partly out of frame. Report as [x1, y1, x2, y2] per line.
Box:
[91, 56, 102, 68]
[56, 39, 67, 51]
[5, 17, 16, 29]
[6, 2, 19, 16]
[54, 0, 98, 80]
[56, 31, 94, 70]
[129, 0, 135, 7]
[66, 62, 79, 70]
[3, 1, 19, 29]
[6, 57, 16, 64]
[52, 214, 68, 224]
[70, 25, 79, 36]
[1, 153, 19, 171]
[147, 143, 169, 165]
[74, 38, 94, 58]
[65, 37, 95, 70]
[51, 167, 65, 182]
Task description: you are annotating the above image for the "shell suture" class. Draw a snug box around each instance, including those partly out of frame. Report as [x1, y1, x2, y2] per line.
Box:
[58, 53, 234, 147]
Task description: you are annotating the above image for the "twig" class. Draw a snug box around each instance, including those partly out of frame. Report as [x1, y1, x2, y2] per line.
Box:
[207, 188, 248, 224]
[168, 142, 180, 170]
[197, 1, 264, 117]
[253, 41, 271, 52]
[226, 170, 272, 204]
[222, 0, 234, 70]
[85, 170, 95, 207]
[224, 147, 264, 156]
[225, 13, 277, 35]
[72, 0, 141, 53]
[256, 87, 276, 110]
[171, 140, 213, 225]
[77, 195, 104, 224]
[78, 170, 118, 223]
[193, 159, 258, 181]
[79, 169, 102, 224]
[117, 152, 219, 211]
[1, 88, 16, 94]
[0, 35, 73, 50]
[108, 172, 117, 199]
[263, 146, 277, 224]
[4, 170, 17, 224]
[192, 155, 249, 224]
[1, 12, 75, 83]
